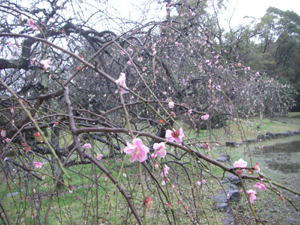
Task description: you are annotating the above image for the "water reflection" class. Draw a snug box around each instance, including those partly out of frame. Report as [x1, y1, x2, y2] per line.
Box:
[252, 141, 300, 173]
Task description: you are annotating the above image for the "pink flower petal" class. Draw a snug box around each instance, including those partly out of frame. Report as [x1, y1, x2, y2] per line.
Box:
[97, 154, 103, 160]
[115, 73, 129, 94]
[233, 158, 247, 168]
[33, 162, 43, 168]
[124, 138, 149, 163]
[82, 143, 91, 149]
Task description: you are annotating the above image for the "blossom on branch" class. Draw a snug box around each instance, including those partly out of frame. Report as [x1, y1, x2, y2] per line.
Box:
[97, 154, 103, 160]
[151, 153, 157, 159]
[33, 132, 43, 142]
[201, 114, 209, 120]
[1, 129, 6, 138]
[279, 195, 285, 202]
[153, 142, 166, 158]
[161, 165, 170, 177]
[165, 128, 184, 144]
[254, 163, 260, 173]
[124, 138, 149, 162]
[33, 162, 43, 168]
[247, 189, 256, 203]
[143, 197, 153, 210]
[254, 182, 266, 191]
[82, 143, 91, 149]
[40, 59, 50, 70]
[168, 101, 174, 108]
[115, 73, 129, 94]
[233, 158, 247, 168]
[28, 19, 38, 30]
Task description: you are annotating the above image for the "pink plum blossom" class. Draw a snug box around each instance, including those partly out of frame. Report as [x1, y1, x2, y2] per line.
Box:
[165, 128, 184, 144]
[151, 153, 157, 159]
[161, 165, 170, 177]
[28, 19, 38, 30]
[233, 158, 247, 168]
[162, 178, 169, 185]
[153, 142, 166, 158]
[202, 179, 206, 184]
[97, 154, 103, 160]
[1, 129, 6, 137]
[4, 138, 11, 144]
[254, 163, 260, 173]
[166, 203, 172, 209]
[143, 197, 153, 210]
[33, 162, 43, 168]
[247, 189, 256, 203]
[124, 138, 149, 163]
[201, 114, 209, 120]
[279, 195, 285, 202]
[82, 143, 91, 149]
[188, 109, 192, 115]
[254, 182, 266, 191]
[115, 73, 129, 94]
[40, 59, 50, 70]
[197, 181, 201, 186]
[168, 101, 174, 108]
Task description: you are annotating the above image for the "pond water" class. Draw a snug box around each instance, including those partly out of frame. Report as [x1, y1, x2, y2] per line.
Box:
[252, 140, 300, 173]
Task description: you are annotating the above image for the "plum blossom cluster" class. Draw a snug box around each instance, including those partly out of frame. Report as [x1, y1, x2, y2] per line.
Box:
[124, 128, 184, 162]
[233, 159, 269, 204]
